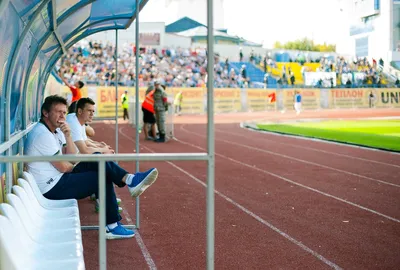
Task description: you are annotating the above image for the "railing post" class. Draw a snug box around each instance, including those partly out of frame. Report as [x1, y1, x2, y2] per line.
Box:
[98, 160, 107, 270]
[115, 29, 119, 156]
[135, 0, 141, 229]
[206, 0, 215, 269]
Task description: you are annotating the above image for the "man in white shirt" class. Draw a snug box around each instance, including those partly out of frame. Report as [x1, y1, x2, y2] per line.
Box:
[68, 100, 95, 138]
[67, 97, 122, 212]
[67, 97, 113, 154]
[24, 124, 71, 194]
[25, 95, 159, 239]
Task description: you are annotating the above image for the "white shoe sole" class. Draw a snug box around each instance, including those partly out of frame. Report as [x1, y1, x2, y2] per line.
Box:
[105, 232, 135, 240]
[129, 169, 159, 197]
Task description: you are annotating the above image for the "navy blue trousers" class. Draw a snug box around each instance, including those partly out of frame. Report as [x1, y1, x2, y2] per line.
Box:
[44, 160, 128, 224]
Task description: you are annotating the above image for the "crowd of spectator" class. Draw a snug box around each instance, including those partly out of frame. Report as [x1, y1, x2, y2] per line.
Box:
[56, 39, 393, 89]
[301, 56, 384, 87]
[56, 40, 250, 88]
[334, 57, 383, 86]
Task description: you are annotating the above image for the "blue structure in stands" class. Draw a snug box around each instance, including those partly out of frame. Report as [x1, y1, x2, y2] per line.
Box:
[229, 62, 277, 88]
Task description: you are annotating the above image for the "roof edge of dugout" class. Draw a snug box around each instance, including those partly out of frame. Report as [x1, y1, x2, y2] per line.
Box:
[3, 0, 150, 141]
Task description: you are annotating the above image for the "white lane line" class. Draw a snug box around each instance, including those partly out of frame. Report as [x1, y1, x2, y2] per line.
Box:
[215, 127, 400, 169]
[169, 161, 342, 270]
[118, 127, 343, 270]
[181, 125, 400, 188]
[121, 207, 157, 270]
[172, 131, 400, 224]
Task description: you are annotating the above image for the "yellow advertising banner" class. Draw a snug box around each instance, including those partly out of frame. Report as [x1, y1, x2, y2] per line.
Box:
[52, 86, 400, 116]
[97, 86, 150, 118]
[329, 88, 370, 108]
[246, 89, 276, 111]
[214, 88, 242, 113]
[63, 86, 205, 116]
[283, 89, 320, 110]
[375, 89, 400, 108]
[169, 88, 205, 114]
[96, 86, 135, 118]
[68, 86, 150, 118]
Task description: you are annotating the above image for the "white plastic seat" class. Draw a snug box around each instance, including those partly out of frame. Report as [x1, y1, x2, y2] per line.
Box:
[12, 185, 81, 228]
[22, 171, 78, 209]
[0, 203, 83, 258]
[0, 215, 85, 270]
[18, 178, 79, 214]
[6, 194, 81, 238]
[13, 184, 80, 220]
[0, 203, 82, 247]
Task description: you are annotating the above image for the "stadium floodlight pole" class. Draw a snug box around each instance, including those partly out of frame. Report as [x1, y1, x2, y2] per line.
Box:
[135, 0, 141, 229]
[115, 29, 119, 155]
[206, 0, 215, 268]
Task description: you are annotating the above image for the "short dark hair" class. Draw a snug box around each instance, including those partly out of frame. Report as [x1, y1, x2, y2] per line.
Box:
[41, 95, 67, 119]
[68, 101, 77, 114]
[77, 81, 84, 88]
[76, 97, 95, 112]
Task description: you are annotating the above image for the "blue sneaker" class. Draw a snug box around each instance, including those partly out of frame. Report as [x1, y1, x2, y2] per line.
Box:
[128, 168, 158, 197]
[105, 223, 135, 239]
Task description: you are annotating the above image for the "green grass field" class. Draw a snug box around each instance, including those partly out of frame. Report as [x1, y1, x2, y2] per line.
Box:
[257, 119, 400, 152]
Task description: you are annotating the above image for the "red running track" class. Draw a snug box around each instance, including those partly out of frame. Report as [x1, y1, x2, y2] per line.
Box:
[80, 120, 400, 270]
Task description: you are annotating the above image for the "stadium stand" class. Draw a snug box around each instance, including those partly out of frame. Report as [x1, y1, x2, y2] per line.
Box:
[275, 62, 305, 85]
[57, 41, 282, 89]
[57, 38, 396, 90]
[230, 61, 277, 87]
[57, 41, 257, 88]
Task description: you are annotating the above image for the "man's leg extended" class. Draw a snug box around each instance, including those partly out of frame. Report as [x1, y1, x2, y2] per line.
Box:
[44, 171, 121, 224]
[72, 160, 127, 188]
[73, 160, 159, 198]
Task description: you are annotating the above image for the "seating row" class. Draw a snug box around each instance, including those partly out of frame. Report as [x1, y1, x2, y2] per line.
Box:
[0, 172, 85, 270]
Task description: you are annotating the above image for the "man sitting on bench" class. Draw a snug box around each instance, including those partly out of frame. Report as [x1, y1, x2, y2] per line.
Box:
[66, 97, 114, 154]
[68, 100, 96, 139]
[67, 97, 122, 212]
[24, 95, 159, 239]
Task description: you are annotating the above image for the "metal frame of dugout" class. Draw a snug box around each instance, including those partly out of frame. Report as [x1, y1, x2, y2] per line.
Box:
[0, 0, 216, 269]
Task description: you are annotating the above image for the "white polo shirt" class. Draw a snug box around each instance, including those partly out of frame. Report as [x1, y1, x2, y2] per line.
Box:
[24, 122, 66, 194]
[66, 113, 87, 153]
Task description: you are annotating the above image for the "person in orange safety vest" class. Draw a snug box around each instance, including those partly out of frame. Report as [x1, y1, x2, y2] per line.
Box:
[141, 90, 157, 140]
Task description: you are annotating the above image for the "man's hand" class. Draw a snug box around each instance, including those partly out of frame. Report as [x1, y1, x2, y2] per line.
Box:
[103, 148, 115, 154]
[98, 142, 113, 150]
[59, 122, 71, 138]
